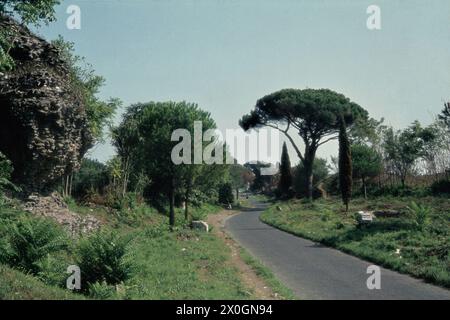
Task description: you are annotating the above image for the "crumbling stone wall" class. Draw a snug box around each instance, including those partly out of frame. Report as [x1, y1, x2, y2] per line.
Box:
[24, 192, 101, 236]
[0, 16, 92, 192]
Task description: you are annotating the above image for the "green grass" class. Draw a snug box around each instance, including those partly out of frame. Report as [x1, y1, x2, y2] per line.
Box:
[260, 196, 450, 288]
[252, 194, 269, 202]
[239, 248, 296, 300]
[183, 203, 223, 221]
[119, 228, 254, 299]
[1, 198, 288, 299]
[0, 264, 84, 300]
[94, 201, 277, 300]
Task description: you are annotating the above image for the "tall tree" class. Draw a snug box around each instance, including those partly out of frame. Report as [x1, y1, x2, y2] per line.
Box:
[339, 116, 352, 211]
[351, 143, 382, 199]
[383, 121, 436, 187]
[229, 163, 251, 201]
[240, 88, 368, 200]
[111, 117, 139, 197]
[218, 182, 234, 205]
[278, 142, 292, 198]
[115, 102, 218, 227]
[416, 120, 450, 180]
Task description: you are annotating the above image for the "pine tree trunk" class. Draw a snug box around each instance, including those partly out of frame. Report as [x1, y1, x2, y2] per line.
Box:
[304, 158, 314, 201]
[338, 115, 352, 212]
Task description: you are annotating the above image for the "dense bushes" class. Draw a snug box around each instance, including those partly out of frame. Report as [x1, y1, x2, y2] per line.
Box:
[77, 230, 132, 290]
[343, 183, 430, 198]
[36, 252, 73, 288]
[430, 179, 450, 195]
[218, 183, 234, 205]
[0, 217, 69, 275]
[189, 189, 212, 207]
[71, 158, 109, 199]
[0, 204, 132, 295]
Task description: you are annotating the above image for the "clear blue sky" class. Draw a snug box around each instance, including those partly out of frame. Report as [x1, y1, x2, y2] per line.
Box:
[36, 0, 450, 164]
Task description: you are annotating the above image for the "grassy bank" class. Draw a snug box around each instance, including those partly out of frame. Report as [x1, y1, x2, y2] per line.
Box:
[0, 198, 288, 299]
[0, 264, 84, 300]
[260, 196, 450, 288]
[122, 227, 252, 299]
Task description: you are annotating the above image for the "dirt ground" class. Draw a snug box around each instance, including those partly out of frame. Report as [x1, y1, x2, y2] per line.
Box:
[207, 209, 281, 300]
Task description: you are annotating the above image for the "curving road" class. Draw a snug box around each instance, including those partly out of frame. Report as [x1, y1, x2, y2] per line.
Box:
[225, 201, 450, 300]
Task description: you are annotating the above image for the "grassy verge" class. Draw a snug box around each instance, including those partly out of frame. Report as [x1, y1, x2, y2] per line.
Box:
[0, 264, 84, 300]
[120, 227, 254, 299]
[239, 248, 296, 300]
[0, 199, 268, 299]
[260, 196, 450, 288]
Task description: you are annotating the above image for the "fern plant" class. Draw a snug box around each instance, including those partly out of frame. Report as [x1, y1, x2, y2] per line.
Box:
[77, 229, 132, 290]
[407, 201, 431, 231]
[2, 217, 69, 274]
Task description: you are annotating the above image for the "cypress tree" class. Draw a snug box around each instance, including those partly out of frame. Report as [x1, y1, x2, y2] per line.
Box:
[339, 115, 352, 212]
[278, 142, 293, 198]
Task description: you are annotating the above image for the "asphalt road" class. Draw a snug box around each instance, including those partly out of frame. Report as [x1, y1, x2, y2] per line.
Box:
[225, 201, 450, 300]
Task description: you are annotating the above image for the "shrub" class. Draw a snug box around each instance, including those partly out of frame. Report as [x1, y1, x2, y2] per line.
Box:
[371, 185, 429, 198]
[36, 253, 73, 288]
[189, 189, 210, 207]
[407, 202, 431, 231]
[71, 158, 109, 199]
[430, 179, 450, 195]
[77, 229, 132, 289]
[335, 221, 345, 230]
[114, 194, 154, 227]
[88, 281, 117, 299]
[142, 223, 167, 238]
[218, 183, 234, 205]
[115, 192, 141, 211]
[0, 217, 68, 274]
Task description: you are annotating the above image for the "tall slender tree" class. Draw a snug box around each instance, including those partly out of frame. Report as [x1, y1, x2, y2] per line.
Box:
[339, 115, 352, 212]
[351, 143, 382, 199]
[229, 163, 251, 201]
[278, 142, 292, 198]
